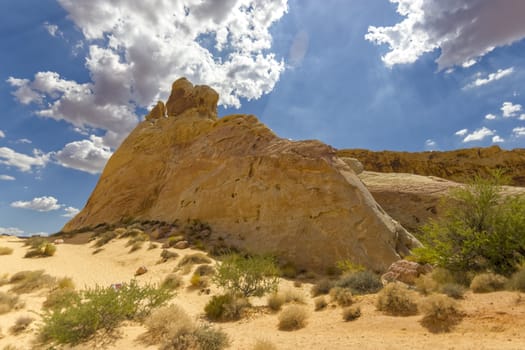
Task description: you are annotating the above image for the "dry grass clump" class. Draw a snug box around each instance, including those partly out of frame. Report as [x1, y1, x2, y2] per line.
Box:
[204, 294, 249, 321]
[376, 283, 418, 316]
[252, 339, 277, 350]
[129, 241, 145, 253]
[508, 268, 525, 292]
[267, 293, 286, 311]
[93, 231, 117, 247]
[314, 296, 328, 311]
[419, 294, 463, 333]
[160, 249, 179, 263]
[43, 279, 78, 310]
[470, 273, 507, 293]
[0, 246, 13, 255]
[310, 278, 334, 297]
[162, 274, 183, 290]
[336, 271, 383, 295]
[190, 273, 210, 289]
[24, 241, 56, 258]
[0, 273, 9, 287]
[415, 274, 439, 295]
[342, 305, 361, 321]
[9, 316, 33, 335]
[178, 253, 212, 267]
[9, 270, 56, 294]
[0, 292, 22, 314]
[440, 283, 466, 299]
[330, 287, 353, 307]
[278, 305, 309, 331]
[195, 264, 216, 277]
[282, 288, 305, 304]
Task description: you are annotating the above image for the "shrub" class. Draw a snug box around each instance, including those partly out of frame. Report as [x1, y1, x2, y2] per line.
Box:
[9, 270, 56, 294]
[412, 172, 525, 275]
[193, 324, 230, 350]
[129, 241, 144, 253]
[39, 280, 172, 345]
[336, 271, 382, 295]
[24, 242, 56, 258]
[149, 242, 159, 250]
[43, 288, 80, 310]
[330, 287, 353, 307]
[0, 246, 13, 255]
[178, 253, 212, 267]
[278, 305, 308, 331]
[314, 296, 328, 311]
[213, 254, 279, 297]
[267, 293, 285, 311]
[419, 295, 463, 333]
[166, 235, 185, 248]
[126, 232, 149, 247]
[190, 273, 209, 289]
[10, 316, 33, 334]
[195, 264, 216, 277]
[376, 283, 418, 316]
[24, 236, 47, 248]
[508, 268, 525, 292]
[0, 292, 21, 314]
[310, 279, 334, 297]
[94, 231, 117, 247]
[342, 305, 361, 321]
[204, 294, 248, 321]
[283, 288, 305, 304]
[414, 274, 439, 295]
[279, 262, 297, 278]
[144, 304, 194, 344]
[336, 260, 365, 274]
[160, 249, 179, 262]
[162, 274, 183, 290]
[440, 283, 466, 299]
[470, 272, 507, 293]
[253, 339, 277, 350]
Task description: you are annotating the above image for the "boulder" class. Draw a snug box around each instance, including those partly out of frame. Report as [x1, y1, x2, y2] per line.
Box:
[135, 266, 148, 276]
[63, 78, 420, 272]
[174, 240, 189, 249]
[381, 260, 432, 285]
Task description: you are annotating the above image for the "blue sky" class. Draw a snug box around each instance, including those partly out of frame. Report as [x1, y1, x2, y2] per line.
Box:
[1, 0, 525, 236]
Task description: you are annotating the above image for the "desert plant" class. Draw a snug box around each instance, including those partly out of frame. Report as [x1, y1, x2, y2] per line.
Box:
[412, 172, 525, 275]
[126, 232, 149, 247]
[195, 264, 216, 277]
[314, 296, 328, 311]
[278, 305, 308, 331]
[440, 283, 466, 299]
[43, 288, 80, 310]
[310, 278, 334, 297]
[148, 242, 159, 250]
[267, 293, 286, 311]
[336, 260, 365, 274]
[213, 254, 279, 297]
[24, 236, 47, 248]
[129, 241, 144, 252]
[376, 283, 418, 316]
[204, 294, 249, 321]
[190, 273, 209, 289]
[330, 287, 353, 307]
[94, 231, 117, 247]
[415, 274, 439, 295]
[9, 316, 33, 334]
[508, 267, 525, 292]
[336, 271, 382, 295]
[253, 339, 277, 350]
[144, 304, 195, 344]
[342, 305, 361, 321]
[9, 270, 56, 294]
[279, 262, 297, 278]
[162, 274, 183, 290]
[470, 272, 507, 293]
[0, 246, 13, 255]
[193, 324, 230, 350]
[24, 242, 56, 258]
[178, 253, 212, 267]
[0, 292, 21, 314]
[419, 295, 463, 333]
[160, 249, 179, 262]
[39, 280, 172, 345]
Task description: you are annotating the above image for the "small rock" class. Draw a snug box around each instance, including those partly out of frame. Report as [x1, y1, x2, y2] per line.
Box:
[381, 259, 432, 285]
[135, 266, 148, 276]
[174, 240, 189, 249]
[53, 239, 64, 245]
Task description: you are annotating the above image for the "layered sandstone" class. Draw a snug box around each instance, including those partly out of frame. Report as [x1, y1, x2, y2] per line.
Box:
[64, 78, 419, 272]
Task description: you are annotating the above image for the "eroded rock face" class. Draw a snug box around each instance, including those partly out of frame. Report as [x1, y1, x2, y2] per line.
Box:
[64, 78, 420, 272]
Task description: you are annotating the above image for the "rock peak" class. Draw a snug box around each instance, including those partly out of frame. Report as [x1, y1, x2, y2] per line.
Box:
[165, 77, 219, 119]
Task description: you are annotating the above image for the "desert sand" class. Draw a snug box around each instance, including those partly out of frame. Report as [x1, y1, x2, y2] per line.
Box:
[1, 235, 524, 350]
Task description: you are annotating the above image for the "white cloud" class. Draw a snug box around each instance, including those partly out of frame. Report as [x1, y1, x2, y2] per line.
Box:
[16, 138, 32, 144]
[0, 147, 49, 172]
[424, 139, 437, 150]
[8, 0, 289, 151]
[463, 127, 494, 142]
[366, 0, 525, 69]
[54, 135, 112, 174]
[0, 174, 15, 181]
[513, 126, 525, 137]
[0, 227, 24, 236]
[464, 67, 514, 89]
[501, 101, 522, 118]
[455, 128, 468, 136]
[62, 206, 80, 218]
[0, 130, 5, 138]
[11, 196, 62, 212]
[492, 135, 504, 143]
[485, 113, 496, 120]
[520, 114, 525, 120]
[43, 22, 62, 37]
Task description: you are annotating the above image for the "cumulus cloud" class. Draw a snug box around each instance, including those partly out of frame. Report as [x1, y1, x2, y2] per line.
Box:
[54, 135, 112, 174]
[0, 130, 5, 138]
[501, 101, 522, 118]
[43, 22, 62, 37]
[485, 113, 497, 120]
[0, 147, 49, 172]
[513, 126, 525, 137]
[492, 135, 504, 143]
[8, 0, 288, 154]
[463, 127, 494, 142]
[0, 227, 24, 236]
[0, 174, 15, 181]
[11, 196, 62, 212]
[62, 206, 80, 218]
[455, 128, 468, 136]
[366, 0, 525, 69]
[464, 67, 514, 89]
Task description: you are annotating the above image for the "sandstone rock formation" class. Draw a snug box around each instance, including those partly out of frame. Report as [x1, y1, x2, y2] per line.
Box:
[381, 260, 432, 285]
[338, 147, 525, 186]
[64, 78, 420, 272]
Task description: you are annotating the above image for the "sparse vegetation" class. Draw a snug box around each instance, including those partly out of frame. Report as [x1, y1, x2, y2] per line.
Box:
[129, 241, 144, 252]
[162, 273, 183, 290]
[310, 278, 334, 297]
[470, 272, 507, 293]
[24, 241, 56, 258]
[9, 316, 33, 335]
[0, 246, 13, 255]
[9, 270, 56, 294]
[267, 293, 285, 311]
[0, 292, 21, 314]
[278, 305, 308, 331]
[43, 288, 80, 310]
[440, 283, 466, 299]
[178, 253, 212, 267]
[336, 260, 365, 274]
[376, 283, 418, 316]
[39, 280, 172, 345]
[336, 270, 383, 295]
[93, 231, 117, 247]
[314, 296, 328, 311]
[342, 305, 361, 321]
[213, 254, 279, 297]
[204, 294, 249, 321]
[253, 339, 277, 350]
[508, 267, 525, 292]
[160, 249, 179, 262]
[419, 295, 463, 333]
[190, 273, 209, 289]
[330, 287, 353, 307]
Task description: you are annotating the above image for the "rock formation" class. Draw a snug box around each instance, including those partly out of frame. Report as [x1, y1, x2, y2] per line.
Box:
[64, 78, 419, 272]
[338, 147, 525, 186]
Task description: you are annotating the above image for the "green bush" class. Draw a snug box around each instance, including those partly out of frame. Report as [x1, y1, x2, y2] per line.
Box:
[336, 271, 382, 295]
[43, 288, 80, 310]
[376, 283, 418, 316]
[39, 280, 172, 345]
[419, 295, 463, 333]
[277, 305, 308, 331]
[412, 172, 525, 275]
[204, 294, 248, 321]
[470, 272, 507, 293]
[213, 254, 279, 297]
[342, 305, 361, 321]
[24, 242, 56, 258]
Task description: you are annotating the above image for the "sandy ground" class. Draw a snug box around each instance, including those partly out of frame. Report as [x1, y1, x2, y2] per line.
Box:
[1, 235, 525, 350]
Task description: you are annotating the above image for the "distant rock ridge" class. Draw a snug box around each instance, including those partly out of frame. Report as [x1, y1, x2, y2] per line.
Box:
[64, 77, 420, 272]
[337, 147, 525, 186]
